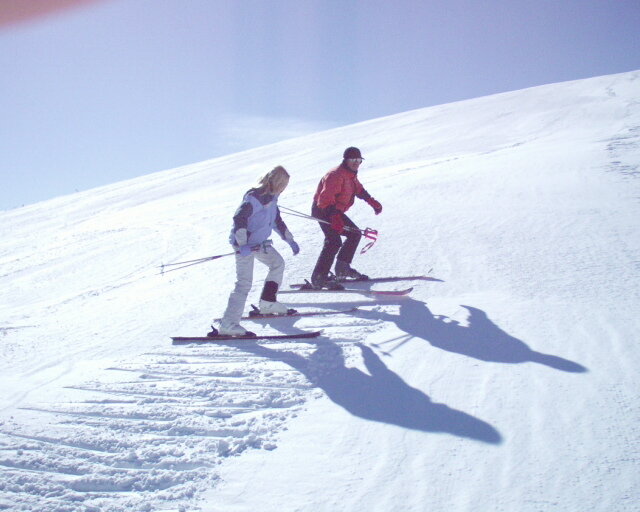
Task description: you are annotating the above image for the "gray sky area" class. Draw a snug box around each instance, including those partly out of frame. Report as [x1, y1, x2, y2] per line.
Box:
[1, 0, 639, 209]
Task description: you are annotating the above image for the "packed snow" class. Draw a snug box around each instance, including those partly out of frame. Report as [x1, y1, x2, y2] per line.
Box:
[1, 70, 638, 512]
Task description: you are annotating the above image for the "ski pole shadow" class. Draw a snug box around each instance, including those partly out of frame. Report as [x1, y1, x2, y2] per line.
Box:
[226, 338, 503, 445]
[357, 299, 587, 373]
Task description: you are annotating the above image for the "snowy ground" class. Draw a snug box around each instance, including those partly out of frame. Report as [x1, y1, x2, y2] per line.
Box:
[1, 70, 639, 511]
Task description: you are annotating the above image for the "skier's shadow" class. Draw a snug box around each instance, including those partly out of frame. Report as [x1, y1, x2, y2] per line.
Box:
[227, 339, 503, 444]
[358, 299, 587, 372]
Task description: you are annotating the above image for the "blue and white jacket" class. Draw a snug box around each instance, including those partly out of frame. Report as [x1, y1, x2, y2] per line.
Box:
[229, 190, 293, 248]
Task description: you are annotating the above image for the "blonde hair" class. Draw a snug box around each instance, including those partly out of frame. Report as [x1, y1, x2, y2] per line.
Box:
[253, 166, 290, 195]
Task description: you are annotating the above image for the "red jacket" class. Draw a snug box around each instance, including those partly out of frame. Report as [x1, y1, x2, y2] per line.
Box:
[313, 164, 370, 213]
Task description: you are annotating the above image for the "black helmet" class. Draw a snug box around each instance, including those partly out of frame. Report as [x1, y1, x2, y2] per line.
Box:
[343, 147, 364, 160]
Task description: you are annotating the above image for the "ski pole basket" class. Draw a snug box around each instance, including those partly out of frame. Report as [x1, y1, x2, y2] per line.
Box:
[360, 227, 378, 253]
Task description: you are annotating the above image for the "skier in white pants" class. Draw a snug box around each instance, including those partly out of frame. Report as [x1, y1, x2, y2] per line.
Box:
[211, 166, 300, 337]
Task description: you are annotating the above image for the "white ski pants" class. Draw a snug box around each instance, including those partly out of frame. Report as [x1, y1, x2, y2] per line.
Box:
[221, 245, 285, 324]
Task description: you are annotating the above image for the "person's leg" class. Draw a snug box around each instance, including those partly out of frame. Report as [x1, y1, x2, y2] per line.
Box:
[335, 214, 362, 266]
[255, 246, 290, 314]
[219, 254, 254, 333]
[256, 245, 285, 286]
[311, 204, 345, 288]
[311, 224, 342, 285]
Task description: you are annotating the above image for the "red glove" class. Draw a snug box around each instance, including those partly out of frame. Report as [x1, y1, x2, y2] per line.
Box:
[330, 213, 345, 234]
[367, 197, 382, 215]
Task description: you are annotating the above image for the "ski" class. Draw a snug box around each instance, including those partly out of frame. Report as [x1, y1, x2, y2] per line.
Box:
[245, 306, 359, 320]
[280, 286, 413, 297]
[210, 306, 359, 322]
[172, 331, 322, 344]
[289, 275, 438, 288]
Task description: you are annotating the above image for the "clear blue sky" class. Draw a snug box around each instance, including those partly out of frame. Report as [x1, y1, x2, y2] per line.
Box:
[1, 0, 639, 209]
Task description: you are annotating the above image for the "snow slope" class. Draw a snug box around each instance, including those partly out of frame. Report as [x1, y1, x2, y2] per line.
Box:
[1, 70, 639, 511]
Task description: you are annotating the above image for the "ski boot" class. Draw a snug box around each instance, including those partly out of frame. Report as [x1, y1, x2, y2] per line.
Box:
[335, 260, 369, 280]
[214, 321, 255, 337]
[258, 299, 296, 315]
[309, 273, 345, 290]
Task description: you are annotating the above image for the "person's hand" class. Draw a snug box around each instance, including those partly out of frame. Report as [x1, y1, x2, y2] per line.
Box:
[367, 197, 382, 215]
[330, 213, 345, 234]
[238, 244, 253, 256]
[288, 239, 300, 255]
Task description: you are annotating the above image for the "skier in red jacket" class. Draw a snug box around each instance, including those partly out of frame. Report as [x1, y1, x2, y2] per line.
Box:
[310, 147, 382, 289]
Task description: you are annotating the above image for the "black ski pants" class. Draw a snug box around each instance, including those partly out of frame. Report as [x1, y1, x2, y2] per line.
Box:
[311, 203, 361, 279]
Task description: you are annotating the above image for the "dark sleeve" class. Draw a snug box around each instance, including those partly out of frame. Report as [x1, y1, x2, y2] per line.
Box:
[274, 208, 289, 238]
[356, 187, 372, 201]
[232, 201, 253, 231]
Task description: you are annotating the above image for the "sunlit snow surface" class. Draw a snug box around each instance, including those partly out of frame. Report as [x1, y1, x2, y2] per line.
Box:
[1, 71, 638, 511]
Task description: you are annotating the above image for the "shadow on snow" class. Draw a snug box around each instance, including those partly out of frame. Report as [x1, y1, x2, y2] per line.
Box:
[361, 299, 588, 373]
[223, 295, 587, 444]
[226, 336, 503, 445]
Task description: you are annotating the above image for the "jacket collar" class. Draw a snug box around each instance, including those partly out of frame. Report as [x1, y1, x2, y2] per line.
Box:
[339, 162, 358, 176]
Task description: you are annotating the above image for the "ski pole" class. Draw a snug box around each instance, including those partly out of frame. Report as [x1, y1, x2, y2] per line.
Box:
[280, 205, 378, 253]
[159, 252, 236, 275]
[280, 205, 366, 234]
[159, 242, 268, 275]
[359, 227, 378, 254]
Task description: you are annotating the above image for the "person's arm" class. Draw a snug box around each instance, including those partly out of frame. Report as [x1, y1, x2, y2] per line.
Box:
[315, 173, 344, 211]
[231, 200, 253, 246]
[356, 182, 382, 215]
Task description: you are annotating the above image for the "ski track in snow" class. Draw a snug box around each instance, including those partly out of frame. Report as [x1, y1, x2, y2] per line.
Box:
[0, 310, 384, 511]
